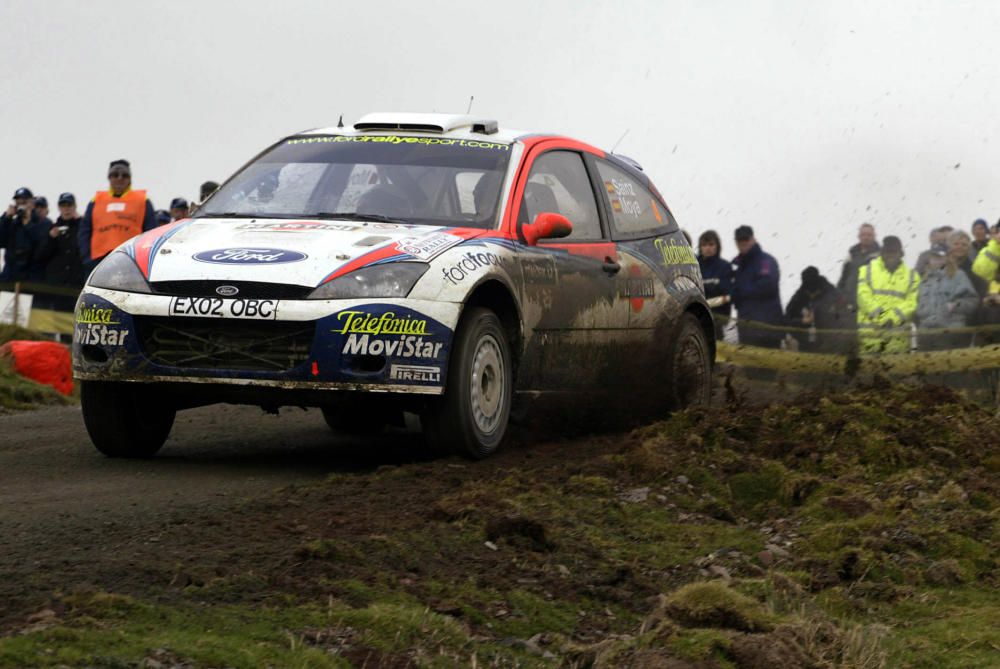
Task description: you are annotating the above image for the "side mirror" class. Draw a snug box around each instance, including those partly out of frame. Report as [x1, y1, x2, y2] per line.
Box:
[523, 212, 573, 246]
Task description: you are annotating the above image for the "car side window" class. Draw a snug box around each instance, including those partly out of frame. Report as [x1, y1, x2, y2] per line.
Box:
[594, 159, 673, 237]
[522, 151, 603, 241]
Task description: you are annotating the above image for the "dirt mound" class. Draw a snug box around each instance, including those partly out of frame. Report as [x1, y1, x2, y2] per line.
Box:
[0, 381, 996, 666]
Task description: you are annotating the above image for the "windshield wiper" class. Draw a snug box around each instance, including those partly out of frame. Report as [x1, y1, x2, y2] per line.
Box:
[195, 212, 261, 219]
[313, 212, 412, 225]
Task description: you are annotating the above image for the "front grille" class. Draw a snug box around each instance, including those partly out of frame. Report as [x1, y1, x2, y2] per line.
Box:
[135, 317, 315, 372]
[150, 280, 314, 300]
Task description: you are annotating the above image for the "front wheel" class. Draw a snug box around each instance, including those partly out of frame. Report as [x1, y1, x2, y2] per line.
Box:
[666, 313, 712, 409]
[80, 381, 176, 457]
[422, 307, 512, 459]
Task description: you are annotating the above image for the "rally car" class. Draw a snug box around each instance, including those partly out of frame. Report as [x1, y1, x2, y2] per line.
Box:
[73, 112, 715, 459]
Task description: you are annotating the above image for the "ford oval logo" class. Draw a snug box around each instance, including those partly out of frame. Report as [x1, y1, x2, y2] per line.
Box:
[215, 285, 239, 296]
[193, 248, 307, 264]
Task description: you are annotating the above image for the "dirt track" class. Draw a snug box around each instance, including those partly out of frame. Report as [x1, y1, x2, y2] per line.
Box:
[0, 404, 435, 624]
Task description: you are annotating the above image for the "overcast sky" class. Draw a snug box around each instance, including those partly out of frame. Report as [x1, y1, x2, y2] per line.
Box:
[2, 0, 998, 299]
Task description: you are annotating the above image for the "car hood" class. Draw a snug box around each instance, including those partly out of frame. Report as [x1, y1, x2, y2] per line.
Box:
[136, 218, 485, 286]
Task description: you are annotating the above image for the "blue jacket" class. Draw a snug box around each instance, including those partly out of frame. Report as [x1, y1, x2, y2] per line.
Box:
[0, 211, 50, 281]
[732, 242, 782, 325]
[698, 254, 733, 318]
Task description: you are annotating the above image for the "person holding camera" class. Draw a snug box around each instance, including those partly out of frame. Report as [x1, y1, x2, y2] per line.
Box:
[39, 192, 85, 287]
[0, 187, 49, 282]
[78, 159, 156, 271]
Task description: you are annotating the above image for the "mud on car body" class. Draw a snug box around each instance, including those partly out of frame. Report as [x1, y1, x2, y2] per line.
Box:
[73, 112, 715, 459]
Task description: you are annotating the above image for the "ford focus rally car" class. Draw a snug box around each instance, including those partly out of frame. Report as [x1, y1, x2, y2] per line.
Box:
[74, 112, 715, 459]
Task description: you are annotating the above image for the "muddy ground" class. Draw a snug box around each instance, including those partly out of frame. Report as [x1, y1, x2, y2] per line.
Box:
[1, 382, 999, 667]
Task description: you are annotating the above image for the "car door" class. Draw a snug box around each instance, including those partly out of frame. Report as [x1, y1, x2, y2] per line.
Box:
[593, 156, 701, 378]
[513, 149, 630, 391]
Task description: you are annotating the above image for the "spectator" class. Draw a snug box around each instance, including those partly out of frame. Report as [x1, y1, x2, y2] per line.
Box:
[836, 223, 880, 309]
[915, 243, 978, 350]
[731, 225, 782, 348]
[169, 197, 190, 221]
[948, 230, 988, 297]
[39, 193, 85, 287]
[972, 220, 1000, 286]
[696, 230, 733, 340]
[0, 187, 49, 282]
[971, 219, 989, 259]
[916, 226, 954, 276]
[34, 196, 52, 225]
[79, 159, 156, 271]
[857, 236, 920, 354]
[155, 209, 172, 227]
[200, 180, 219, 201]
[784, 266, 853, 354]
[190, 180, 220, 215]
[978, 266, 1000, 345]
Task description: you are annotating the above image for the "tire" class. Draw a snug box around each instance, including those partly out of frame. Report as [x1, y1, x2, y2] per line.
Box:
[80, 380, 176, 458]
[321, 404, 386, 435]
[422, 307, 512, 459]
[666, 313, 712, 409]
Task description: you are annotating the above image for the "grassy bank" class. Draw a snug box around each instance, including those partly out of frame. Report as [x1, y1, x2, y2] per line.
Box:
[1, 383, 997, 667]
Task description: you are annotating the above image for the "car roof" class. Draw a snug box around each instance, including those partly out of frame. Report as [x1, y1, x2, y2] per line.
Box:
[300, 111, 533, 145]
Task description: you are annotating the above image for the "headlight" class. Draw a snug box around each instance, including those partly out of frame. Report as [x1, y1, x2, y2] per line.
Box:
[87, 252, 152, 293]
[308, 262, 429, 299]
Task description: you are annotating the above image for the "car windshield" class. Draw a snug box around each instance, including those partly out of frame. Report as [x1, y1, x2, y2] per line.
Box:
[198, 135, 512, 228]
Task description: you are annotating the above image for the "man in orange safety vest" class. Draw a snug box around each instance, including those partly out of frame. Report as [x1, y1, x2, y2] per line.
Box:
[78, 159, 156, 271]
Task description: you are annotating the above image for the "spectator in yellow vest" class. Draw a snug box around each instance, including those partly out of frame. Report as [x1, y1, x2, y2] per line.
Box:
[856, 235, 920, 354]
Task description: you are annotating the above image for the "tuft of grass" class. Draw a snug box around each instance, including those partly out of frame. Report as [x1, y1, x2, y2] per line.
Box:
[664, 581, 774, 633]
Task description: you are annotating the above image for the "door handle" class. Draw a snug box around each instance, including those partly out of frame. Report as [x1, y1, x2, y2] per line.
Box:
[602, 257, 621, 275]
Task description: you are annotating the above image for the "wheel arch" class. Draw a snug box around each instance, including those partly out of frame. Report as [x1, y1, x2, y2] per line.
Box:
[684, 301, 717, 365]
[460, 278, 523, 376]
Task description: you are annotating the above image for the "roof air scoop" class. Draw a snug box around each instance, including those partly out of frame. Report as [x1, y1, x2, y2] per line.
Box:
[353, 112, 499, 135]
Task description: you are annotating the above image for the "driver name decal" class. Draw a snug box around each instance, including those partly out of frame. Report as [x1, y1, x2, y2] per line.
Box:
[395, 232, 463, 260]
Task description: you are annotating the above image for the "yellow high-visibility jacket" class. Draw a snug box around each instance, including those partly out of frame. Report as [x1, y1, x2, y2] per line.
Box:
[856, 257, 920, 353]
[972, 238, 1000, 283]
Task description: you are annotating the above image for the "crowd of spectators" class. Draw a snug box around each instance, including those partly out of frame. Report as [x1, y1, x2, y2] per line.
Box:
[0, 161, 218, 287]
[697, 218, 1000, 354]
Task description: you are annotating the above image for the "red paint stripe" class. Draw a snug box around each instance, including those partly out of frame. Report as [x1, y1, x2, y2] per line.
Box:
[133, 222, 183, 279]
[317, 227, 489, 284]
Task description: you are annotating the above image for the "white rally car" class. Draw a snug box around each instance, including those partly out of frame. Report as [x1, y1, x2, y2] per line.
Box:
[74, 112, 714, 458]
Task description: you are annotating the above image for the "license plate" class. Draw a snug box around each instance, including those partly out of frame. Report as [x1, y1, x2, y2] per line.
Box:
[168, 296, 278, 320]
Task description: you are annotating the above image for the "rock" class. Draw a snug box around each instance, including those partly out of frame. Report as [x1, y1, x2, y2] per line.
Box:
[757, 550, 774, 567]
[675, 475, 689, 485]
[708, 565, 732, 581]
[924, 559, 966, 586]
[765, 543, 789, 558]
[556, 564, 570, 576]
[26, 609, 56, 624]
[484, 541, 498, 551]
[620, 487, 650, 503]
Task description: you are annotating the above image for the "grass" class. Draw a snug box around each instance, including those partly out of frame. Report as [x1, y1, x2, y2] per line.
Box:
[1, 382, 998, 666]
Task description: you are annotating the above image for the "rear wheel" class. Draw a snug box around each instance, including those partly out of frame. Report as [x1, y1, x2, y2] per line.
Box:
[80, 381, 176, 457]
[422, 307, 512, 459]
[666, 313, 712, 409]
